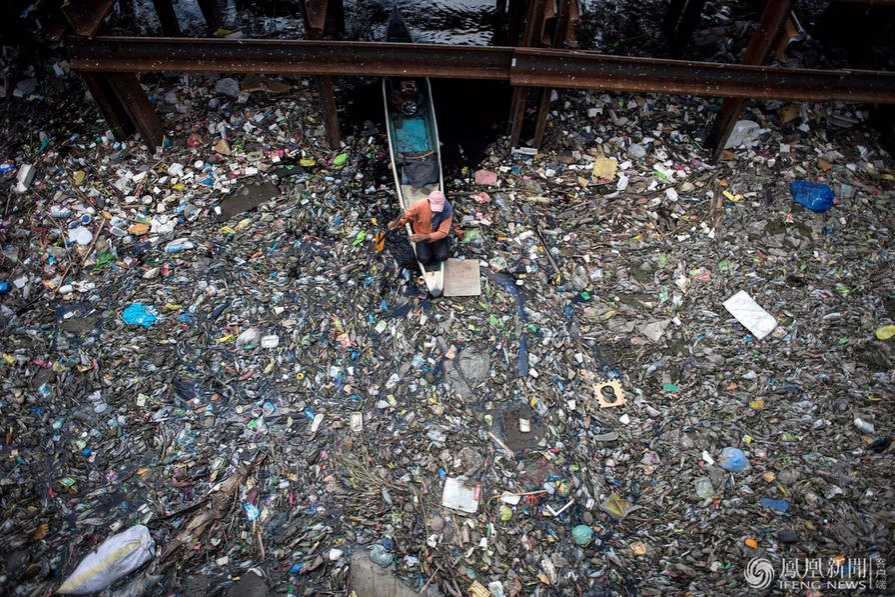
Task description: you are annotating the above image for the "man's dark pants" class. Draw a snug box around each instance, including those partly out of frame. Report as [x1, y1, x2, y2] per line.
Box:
[415, 237, 449, 265]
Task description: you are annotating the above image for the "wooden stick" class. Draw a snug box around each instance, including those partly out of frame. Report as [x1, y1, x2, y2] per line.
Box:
[533, 220, 563, 283]
[80, 219, 106, 268]
[487, 430, 515, 458]
[419, 563, 443, 594]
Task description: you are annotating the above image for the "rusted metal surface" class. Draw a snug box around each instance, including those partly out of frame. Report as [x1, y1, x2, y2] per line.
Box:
[68, 37, 513, 79]
[707, 0, 794, 159]
[315, 76, 341, 148]
[302, 0, 330, 35]
[106, 73, 164, 148]
[81, 72, 135, 140]
[531, 0, 578, 147]
[60, 0, 116, 37]
[742, 0, 794, 65]
[69, 35, 895, 156]
[197, 0, 221, 32]
[509, 0, 549, 147]
[67, 37, 895, 105]
[510, 49, 895, 103]
[300, 1, 346, 151]
[151, 0, 181, 36]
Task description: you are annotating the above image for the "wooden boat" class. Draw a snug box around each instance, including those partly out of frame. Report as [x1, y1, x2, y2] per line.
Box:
[382, 8, 445, 297]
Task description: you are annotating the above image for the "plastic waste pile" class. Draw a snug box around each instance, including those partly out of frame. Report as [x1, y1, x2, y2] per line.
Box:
[1, 12, 894, 597]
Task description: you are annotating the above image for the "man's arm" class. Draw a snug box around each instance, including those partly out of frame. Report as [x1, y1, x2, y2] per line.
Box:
[389, 203, 419, 230]
[427, 215, 452, 242]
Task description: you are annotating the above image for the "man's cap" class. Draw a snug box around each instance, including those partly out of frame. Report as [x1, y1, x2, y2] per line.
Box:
[428, 191, 446, 212]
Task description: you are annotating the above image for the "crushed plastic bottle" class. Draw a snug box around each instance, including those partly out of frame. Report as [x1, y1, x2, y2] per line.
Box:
[694, 477, 714, 498]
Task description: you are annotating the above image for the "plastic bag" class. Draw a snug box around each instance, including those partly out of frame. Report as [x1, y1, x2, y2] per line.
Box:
[58, 525, 155, 594]
[790, 181, 835, 212]
[718, 447, 750, 472]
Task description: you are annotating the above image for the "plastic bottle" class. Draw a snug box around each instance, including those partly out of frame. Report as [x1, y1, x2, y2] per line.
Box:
[165, 238, 195, 253]
[790, 181, 835, 212]
[694, 477, 714, 498]
[854, 417, 875, 434]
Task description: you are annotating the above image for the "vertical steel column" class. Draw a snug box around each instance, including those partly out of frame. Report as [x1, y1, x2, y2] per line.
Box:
[532, 0, 575, 147]
[667, 0, 709, 57]
[82, 72, 136, 141]
[315, 76, 341, 149]
[707, 0, 794, 159]
[151, 0, 181, 36]
[107, 73, 165, 148]
[196, 0, 222, 32]
[509, 0, 544, 147]
[301, 0, 342, 148]
[663, 0, 688, 41]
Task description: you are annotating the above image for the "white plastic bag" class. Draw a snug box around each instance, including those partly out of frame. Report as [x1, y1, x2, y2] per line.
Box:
[723, 290, 778, 340]
[58, 525, 155, 594]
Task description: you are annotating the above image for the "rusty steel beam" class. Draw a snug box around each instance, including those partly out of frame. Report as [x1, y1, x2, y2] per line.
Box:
[151, 0, 182, 36]
[510, 0, 547, 147]
[707, 0, 794, 159]
[82, 72, 135, 140]
[302, 0, 330, 35]
[315, 76, 340, 148]
[68, 37, 512, 79]
[106, 73, 165, 148]
[510, 49, 895, 103]
[60, 0, 116, 37]
[742, 0, 794, 66]
[67, 37, 895, 104]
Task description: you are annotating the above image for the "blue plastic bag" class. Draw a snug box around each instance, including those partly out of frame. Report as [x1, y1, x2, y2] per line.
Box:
[790, 181, 835, 212]
[718, 446, 749, 472]
[122, 304, 158, 328]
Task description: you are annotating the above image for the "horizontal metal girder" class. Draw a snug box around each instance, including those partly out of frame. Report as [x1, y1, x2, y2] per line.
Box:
[511, 48, 895, 103]
[68, 37, 513, 79]
[67, 37, 895, 104]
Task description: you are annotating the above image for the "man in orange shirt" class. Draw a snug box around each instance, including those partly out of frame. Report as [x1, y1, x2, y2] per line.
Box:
[388, 190, 453, 265]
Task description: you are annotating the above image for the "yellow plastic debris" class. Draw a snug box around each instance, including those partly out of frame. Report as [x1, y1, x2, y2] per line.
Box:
[591, 156, 618, 180]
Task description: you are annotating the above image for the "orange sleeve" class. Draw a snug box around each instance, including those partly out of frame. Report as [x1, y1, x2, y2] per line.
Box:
[398, 202, 421, 227]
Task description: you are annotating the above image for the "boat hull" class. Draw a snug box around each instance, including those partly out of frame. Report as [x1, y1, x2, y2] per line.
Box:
[382, 75, 446, 297]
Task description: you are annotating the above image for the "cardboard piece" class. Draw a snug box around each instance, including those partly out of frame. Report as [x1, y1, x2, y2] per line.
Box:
[443, 258, 481, 297]
[594, 380, 626, 408]
[442, 477, 481, 514]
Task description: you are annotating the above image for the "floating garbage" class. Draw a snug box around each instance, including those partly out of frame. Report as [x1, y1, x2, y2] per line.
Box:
[121, 304, 158, 327]
[718, 447, 750, 472]
[790, 180, 835, 212]
[571, 524, 594, 546]
[1, 8, 893, 596]
[57, 525, 155, 594]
